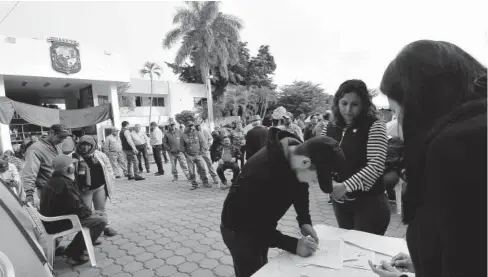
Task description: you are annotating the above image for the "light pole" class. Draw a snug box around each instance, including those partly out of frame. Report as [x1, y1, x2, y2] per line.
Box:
[206, 74, 215, 131]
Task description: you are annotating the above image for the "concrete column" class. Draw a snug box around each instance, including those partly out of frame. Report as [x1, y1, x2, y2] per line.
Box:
[0, 75, 12, 152]
[109, 82, 121, 128]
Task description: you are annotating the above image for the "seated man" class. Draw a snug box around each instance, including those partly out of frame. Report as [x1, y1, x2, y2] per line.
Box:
[0, 155, 24, 200]
[40, 155, 107, 265]
[216, 136, 241, 190]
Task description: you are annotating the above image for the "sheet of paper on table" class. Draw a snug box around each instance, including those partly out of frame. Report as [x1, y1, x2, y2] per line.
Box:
[340, 229, 409, 257]
[297, 239, 344, 269]
[343, 242, 375, 270]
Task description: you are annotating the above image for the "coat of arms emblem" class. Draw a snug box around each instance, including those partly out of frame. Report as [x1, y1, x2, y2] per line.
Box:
[47, 37, 81, 74]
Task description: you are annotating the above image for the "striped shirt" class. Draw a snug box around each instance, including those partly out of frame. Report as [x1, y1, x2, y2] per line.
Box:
[321, 120, 388, 192]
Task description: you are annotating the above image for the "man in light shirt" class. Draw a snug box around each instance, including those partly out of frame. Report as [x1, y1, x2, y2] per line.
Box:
[195, 120, 219, 185]
[120, 121, 144, 181]
[150, 122, 165, 176]
[131, 124, 151, 174]
[103, 127, 128, 179]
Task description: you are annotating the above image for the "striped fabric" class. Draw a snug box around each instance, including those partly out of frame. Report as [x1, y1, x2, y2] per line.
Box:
[321, 120, 388, 192]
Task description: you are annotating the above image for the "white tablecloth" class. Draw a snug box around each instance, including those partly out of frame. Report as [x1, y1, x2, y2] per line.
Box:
[252, 224, 410, 277]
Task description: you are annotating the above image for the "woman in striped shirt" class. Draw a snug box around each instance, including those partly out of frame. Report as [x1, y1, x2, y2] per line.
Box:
[322, 79, 390, 235]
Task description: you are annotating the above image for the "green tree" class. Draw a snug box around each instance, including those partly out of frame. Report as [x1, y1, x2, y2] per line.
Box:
[139, 62, 162, 126]
[117, 83, 135, 111]
[277, 81, 332, 117]
[163, 1, 243, 127]
[175, 110, 196, 125]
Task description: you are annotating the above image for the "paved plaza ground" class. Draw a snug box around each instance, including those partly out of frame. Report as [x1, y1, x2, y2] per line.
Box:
[55, 162, 407, 277]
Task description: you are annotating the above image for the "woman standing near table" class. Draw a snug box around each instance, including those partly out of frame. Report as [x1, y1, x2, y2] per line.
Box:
[370, 40, 487, 277]
[323, 79, 390, 235]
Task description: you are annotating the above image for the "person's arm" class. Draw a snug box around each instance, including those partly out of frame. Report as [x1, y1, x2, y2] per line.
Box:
[427, 135, 484, 277]
[270, 229, 299, 254]
[100, 152, 115, 184]
[124, 130, 137, 151]
[21, 149, 42, 199]
[293, 182, 312, 228]
[295, 126, 304, 141]
[10, 164, 21, 184]
[343, 121, 388, 192]
[102, 137, 110, 153]
[180, 134, 186, 154]
[233, 146, 241, 160]
[198, 133, 206, 154]
[66, 185, 92, 219]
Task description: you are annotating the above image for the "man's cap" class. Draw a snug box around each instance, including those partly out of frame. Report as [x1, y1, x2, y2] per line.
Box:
[251, 115, 261, 121]
[300, 136, 346, 193]
[187, 121, 194, 126]
[150, 122, 158, 127]
[168, 118, 176, 125]
[50, 124, 71, 136]
[283, 112, 293, 119]
[52, 155, 73, 172]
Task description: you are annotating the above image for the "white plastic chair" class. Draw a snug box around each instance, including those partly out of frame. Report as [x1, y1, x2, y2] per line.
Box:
[0, 251, 15, 277]
[26, 203, 96, 267]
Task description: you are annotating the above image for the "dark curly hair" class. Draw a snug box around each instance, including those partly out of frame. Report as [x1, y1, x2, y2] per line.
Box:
[331, 79, 379, 127]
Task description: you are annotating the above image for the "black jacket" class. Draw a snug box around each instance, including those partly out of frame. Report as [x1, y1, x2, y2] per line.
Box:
[221, 127, 311, 254]
[40, 174, 92, 234]
[245, 125, 268, 159]
[404, 99, 486, 277]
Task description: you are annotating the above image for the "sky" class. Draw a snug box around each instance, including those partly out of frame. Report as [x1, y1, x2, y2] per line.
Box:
[0, 0, 487, 97]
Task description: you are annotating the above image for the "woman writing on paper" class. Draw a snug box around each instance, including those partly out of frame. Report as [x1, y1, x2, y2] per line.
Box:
[370, 40, 486, 277]
[323, 79, 390, 235]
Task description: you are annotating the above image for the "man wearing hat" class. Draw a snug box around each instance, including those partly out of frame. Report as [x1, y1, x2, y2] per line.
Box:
[244, 115, 268, 160]
[163, 119, 190, 181]
[40, 155, 108, 265]
[283, 112, 304, 141]
[103, 127, 128, 178]
[220, 127, 346, 277]
[181, 121, 209, 189]
[22, 124, 71, 204]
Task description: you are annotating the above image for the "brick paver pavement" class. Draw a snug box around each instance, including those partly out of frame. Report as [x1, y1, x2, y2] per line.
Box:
[55, 162, 406, 277]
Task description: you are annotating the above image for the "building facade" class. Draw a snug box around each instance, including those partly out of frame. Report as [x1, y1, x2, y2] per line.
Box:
[0, 35, 206, 152]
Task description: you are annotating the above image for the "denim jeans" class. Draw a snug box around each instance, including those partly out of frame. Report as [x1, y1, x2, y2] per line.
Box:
[81, 186, 110, 227]
[136, 144, 150, 172]
[107, 151, 127, 177]
[169, 152, 189, 179]
[124, 150, 139, 177]
[64, 211, 107, 258]
[221, 224, 269, 277]
[186, 155, 208, 185]
[217, 162, 240, 184]
[331, 193, 391, 235]
[201, 150, 218, 180]
[152, 144, 164, 173]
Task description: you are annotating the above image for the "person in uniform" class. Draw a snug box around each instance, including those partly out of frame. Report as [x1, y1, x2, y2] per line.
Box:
[220, 127, 346, 277]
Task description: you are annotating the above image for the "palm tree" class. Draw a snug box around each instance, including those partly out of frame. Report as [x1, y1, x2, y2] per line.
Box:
[139, 62, 162, 127]
[163, 1, 243, 129]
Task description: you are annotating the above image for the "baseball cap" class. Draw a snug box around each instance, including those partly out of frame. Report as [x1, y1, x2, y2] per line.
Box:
[52, 155, 73, 172]
[298, 136, 346, 193]
[50, 124, 71, 137]
[251, 115, 261, 122]
[283, 112, 292, 119]
[150, 122, 158, 127]
[187, 121, 194, 126]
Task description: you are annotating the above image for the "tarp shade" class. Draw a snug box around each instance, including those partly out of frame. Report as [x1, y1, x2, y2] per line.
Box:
[0, 181, 53, 277]
[0, 97, 112, 128]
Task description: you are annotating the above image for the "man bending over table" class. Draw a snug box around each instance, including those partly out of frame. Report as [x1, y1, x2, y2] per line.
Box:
[220, 127, 346, 277]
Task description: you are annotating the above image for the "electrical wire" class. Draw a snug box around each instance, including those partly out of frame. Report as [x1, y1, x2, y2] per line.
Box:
[0, 1, 20, 27]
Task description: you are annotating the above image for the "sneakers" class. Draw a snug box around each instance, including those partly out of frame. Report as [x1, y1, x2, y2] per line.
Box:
[203, 183, 212, 188]
[155, 171, 165, 176]
[55, 245, 66, 257]
[146, 169, 151, 173]
[213, 179, 220, 185]
[66, 254, 89, 266]
[93, 240, 102, 246]
[172, 176, 178, 182]
[104, 227, 118, 237]
[221, 181, 229, 190]
[190, 183, 198, 190]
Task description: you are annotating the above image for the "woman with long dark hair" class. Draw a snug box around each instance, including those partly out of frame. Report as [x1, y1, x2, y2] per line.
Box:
[323, 79, 390, 235]
[370, 40, 486, 277]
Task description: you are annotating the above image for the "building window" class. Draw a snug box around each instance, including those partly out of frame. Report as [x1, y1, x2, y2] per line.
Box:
[194, 97, 207, 107]
[152, 97, 165, 107]
[135, 96, 165, 107]
[97, 95, 109, 105]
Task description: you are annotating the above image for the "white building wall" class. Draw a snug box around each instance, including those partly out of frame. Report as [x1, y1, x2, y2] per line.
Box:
[0, 35, 131, 83]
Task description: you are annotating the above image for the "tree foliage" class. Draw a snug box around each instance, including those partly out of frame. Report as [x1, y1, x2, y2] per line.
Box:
[276, 81, 333, 117]
[175, 110, 196, 125]
[139, 62, 162, 126]
[118, 83, 135, 110]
